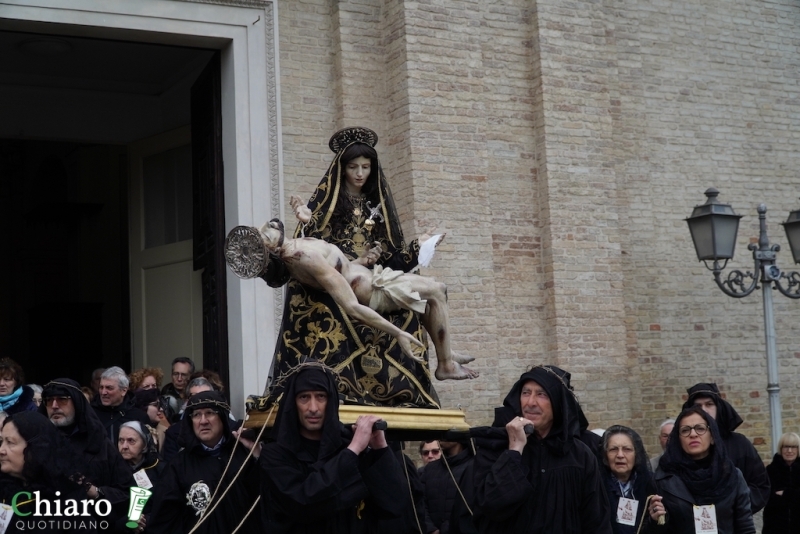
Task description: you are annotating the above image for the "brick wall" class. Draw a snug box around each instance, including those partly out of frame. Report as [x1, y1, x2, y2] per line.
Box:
[277, 0, 800, 459]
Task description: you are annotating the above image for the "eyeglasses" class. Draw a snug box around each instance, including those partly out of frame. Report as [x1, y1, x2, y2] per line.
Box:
[422, 449, 441, 456]
[172, 372, 190, 379]
[607, 446, 635, 455]
[679, 424, 709, 437]
[44, 396, 72, 407]
[782, 445, 799, 450]
[190, 409, 219, 421]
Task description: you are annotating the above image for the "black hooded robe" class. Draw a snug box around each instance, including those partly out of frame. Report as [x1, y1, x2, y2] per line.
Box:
[420, 446, 475, 534]
[682, 383, 770, 514]
[38, 379, 134, 528]
[147, 391, 261, 534]
[473, 366, 612, 534]
[260, 364, 409, 534]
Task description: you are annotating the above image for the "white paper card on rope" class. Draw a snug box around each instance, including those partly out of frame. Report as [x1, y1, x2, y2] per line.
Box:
[693, 504, 718, 534]
[134, 469, 154, 489]
[616, 497, 638, 526]
[0, 503, 13, 534]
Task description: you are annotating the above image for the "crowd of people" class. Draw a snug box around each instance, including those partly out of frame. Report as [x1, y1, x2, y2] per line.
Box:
[1, 354, 797, 534]
[2, 128, 797, 533]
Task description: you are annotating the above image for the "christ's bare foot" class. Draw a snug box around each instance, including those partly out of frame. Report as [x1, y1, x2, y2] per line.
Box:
[452, 352, 475, 365]
[435, 361, 479, 381]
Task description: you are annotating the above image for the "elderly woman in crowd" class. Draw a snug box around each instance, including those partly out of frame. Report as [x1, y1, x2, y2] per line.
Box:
[601, 425, 657, 533]
[117, 421, 164, 532]
[763, 432, 800, 533]
[0, 358, 38, 415]
[646, 406, 754, 533]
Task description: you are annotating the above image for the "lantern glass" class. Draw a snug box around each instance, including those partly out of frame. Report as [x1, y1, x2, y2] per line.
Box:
[686, 188, 742, 262]
[782, 206, 800, 264]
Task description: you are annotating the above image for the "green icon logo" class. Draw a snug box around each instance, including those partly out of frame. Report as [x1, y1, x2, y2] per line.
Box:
[126, 487, 153, 529]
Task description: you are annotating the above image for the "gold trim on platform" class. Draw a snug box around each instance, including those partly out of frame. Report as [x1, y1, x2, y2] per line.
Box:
[245, 404, 470, 432]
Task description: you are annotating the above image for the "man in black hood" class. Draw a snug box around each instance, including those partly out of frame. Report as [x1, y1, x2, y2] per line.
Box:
[259, 362, 408, 533]
[473, 365, 611, 534]
[38, 378, 135, 526]
[148, 390, 261, 533]
[682, 382, 770, 513]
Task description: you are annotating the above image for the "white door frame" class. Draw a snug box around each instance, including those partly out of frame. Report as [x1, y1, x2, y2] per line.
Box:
[0, 0, 285, 416]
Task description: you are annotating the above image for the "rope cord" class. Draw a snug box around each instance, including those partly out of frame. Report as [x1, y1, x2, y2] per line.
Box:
[187, 405, 275, 534]
[230, 495, 261, 534]
[401, 447, 425, 534]
[442, 444, 473, 517]
[635, 495, 666, 534]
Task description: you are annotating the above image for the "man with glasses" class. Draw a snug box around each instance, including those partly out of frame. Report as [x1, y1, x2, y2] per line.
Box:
[148, 391, 262, 533]
[39, 378, 136, 524]
[650, 418, 675, 471]
[419, 440, 442, 468]
[683, 382, 770, 513]
[161, 357, 195, 400]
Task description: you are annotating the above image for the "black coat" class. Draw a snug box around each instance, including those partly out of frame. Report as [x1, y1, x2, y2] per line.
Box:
[420, 448, 475, 534]
[474, 441, 612, 534]
[723, 432, 771, 514]
[90, 392, 151, 445]
[763, 454, 800, 534]
[644, 467, 754, 534]
[147, 438, 261, 534]
[601, 469, 657, 534]
[379, 450, 430, 534]
[260, 438, 409, 534]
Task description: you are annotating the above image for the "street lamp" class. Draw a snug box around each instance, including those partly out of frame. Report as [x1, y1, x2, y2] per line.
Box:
[686, 188, 800, 454]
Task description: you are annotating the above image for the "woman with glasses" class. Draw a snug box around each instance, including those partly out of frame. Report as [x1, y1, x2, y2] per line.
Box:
[762, 432, 800, 533]
[600, 425, 656, 533]
[645, 406, 755, 533]
[116, 421, 164, 532]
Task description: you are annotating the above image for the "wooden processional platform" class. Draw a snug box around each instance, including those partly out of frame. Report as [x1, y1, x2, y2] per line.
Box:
[245, 404, 472, 442]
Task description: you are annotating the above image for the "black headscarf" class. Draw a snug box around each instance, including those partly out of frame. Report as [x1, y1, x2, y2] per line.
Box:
[298, 127, 406, 255]
[38, 378, 108, 454]
[494, 365, 581, 455]
[271, 362, 343, 461]
[682, 382, 743, 437]
[602, 425, 653, 479]
[178, 390, 233, 450]
[1, 411, 80, 493]
[659, 406, 738, 502]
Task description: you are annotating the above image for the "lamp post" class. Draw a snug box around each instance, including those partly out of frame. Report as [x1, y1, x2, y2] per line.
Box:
[686, 188, 800, 454]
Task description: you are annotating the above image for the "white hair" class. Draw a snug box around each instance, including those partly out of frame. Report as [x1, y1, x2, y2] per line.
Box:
[659, 418, 675, 431]
[101, 366, 130, 389]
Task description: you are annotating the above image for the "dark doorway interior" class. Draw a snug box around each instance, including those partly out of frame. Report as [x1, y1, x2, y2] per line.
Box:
[0, 28, 220, 389]
[0, 139, 129, 386]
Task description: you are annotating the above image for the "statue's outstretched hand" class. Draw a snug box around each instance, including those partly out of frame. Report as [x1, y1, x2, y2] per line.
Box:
[290, 195, 312, 223]
[356, 241, 382, 267]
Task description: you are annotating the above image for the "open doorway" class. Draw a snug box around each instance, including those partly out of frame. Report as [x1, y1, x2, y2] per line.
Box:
[0, 29, 216, 387]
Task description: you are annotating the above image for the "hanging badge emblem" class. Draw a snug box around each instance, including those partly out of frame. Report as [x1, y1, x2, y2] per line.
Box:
[186, 481, 212, 516]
